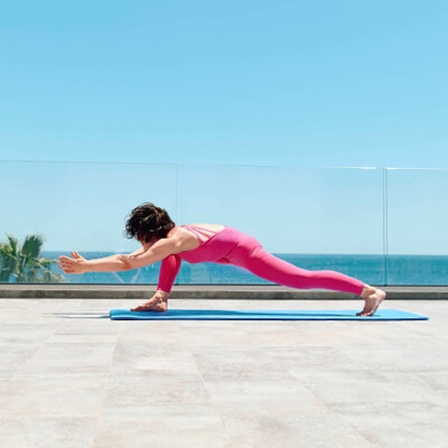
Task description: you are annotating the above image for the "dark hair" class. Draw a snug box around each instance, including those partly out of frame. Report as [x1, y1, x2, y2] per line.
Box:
[125, 202, 176, 243]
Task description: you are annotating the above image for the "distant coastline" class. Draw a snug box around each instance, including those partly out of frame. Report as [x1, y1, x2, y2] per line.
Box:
[42, 252, 448, 286]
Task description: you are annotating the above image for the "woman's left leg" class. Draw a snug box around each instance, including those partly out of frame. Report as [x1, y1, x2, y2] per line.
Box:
[234, 245, 365, 295]
[222, 229, 385, 315]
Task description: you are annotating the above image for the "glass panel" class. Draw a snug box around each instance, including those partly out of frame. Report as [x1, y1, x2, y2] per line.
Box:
[386, 168, 448, 285]
[0, 160, 178, 284]
[177, 165, 385, 285]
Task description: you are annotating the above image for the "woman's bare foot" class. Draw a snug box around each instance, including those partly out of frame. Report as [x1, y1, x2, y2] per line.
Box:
[358, 286, 386, 317]
[131, 290, 169, 312]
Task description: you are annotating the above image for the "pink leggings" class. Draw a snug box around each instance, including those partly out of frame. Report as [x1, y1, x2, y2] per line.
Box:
[157, 227, 365, 295]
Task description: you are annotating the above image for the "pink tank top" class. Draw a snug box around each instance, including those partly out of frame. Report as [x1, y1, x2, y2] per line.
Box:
[181, 225, 218, 244]
[179, 225, 230, 263]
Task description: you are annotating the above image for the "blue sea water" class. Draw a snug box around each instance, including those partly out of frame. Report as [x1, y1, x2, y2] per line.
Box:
[47, 252, 448, 286]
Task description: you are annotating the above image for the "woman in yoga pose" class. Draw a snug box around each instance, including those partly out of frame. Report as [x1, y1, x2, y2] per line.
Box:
[58, 202, 386, 316]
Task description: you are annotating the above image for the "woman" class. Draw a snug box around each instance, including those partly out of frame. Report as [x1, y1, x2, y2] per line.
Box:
[58, 202, 386, 316]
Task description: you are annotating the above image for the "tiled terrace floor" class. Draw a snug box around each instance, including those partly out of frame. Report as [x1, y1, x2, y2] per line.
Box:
[0, 297, 446, 447]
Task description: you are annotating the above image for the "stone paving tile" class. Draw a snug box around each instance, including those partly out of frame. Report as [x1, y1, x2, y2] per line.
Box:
[0, 344, 42, 378]
[104, 375, 211, 407]
[0, 372, 108, 418]
[192, 346, 295, 383]
[332, 401, 448, 448]
[19, 343, 115, 375]
[217, 409, 371, 448]
[0, 416, 96, 448]
[93, 404, 233, 448]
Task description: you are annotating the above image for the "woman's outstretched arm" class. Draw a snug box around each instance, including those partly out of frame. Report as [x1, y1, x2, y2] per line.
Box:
[58, 236, 183, 274]
[58, 251, 135, 274]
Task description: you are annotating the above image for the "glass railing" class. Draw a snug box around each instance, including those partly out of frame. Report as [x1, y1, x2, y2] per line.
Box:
[385, 168, 448, 285]
[1, 161, 447, 285]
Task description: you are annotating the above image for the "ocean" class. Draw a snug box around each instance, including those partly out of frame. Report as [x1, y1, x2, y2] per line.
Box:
[47, 252, 448, 286]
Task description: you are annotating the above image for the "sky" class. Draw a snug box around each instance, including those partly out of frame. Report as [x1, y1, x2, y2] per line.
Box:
[1, 1, 448, 253]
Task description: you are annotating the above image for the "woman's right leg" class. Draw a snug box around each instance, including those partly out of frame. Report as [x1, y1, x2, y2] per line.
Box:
[131, 254, 182, 312]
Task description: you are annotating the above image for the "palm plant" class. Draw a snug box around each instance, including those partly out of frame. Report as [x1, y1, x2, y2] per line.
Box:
[0, 233, 65, 283]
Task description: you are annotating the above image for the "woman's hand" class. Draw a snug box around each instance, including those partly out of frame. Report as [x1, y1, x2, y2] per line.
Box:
[58, 252, 88, 274]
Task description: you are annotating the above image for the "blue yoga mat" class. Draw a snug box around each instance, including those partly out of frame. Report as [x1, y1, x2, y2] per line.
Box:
[109, 308, 428, 321]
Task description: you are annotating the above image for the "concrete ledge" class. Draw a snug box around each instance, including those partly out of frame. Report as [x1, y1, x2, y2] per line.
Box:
[0, 284, 447, 299]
